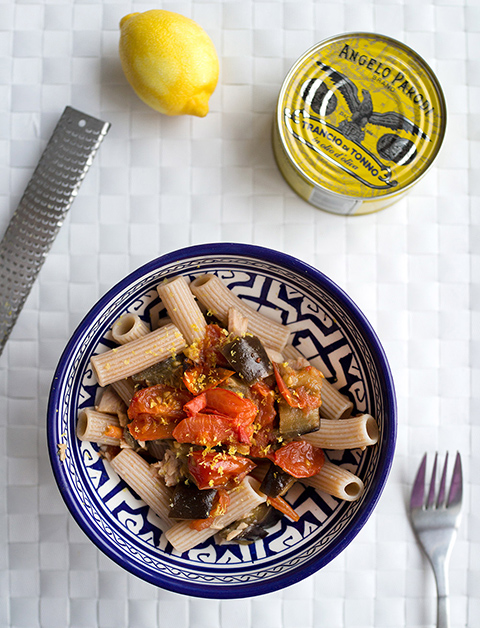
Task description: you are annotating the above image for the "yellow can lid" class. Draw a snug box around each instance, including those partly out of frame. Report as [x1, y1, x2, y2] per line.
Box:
[277, 33, 446, 199]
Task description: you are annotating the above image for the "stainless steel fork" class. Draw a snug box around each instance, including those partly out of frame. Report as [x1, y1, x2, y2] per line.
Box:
[409, 452, 463, 628]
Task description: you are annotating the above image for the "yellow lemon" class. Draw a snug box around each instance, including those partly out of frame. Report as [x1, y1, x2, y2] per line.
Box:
[119, 10, 219, 117]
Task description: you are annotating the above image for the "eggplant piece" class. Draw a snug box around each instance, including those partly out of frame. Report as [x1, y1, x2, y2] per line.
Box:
[278, 401, 320, 438]
[217, 503, 282, 544]
[259, 463, 296, 498]
[169, 482, 217, 520]
[218, 374, 251, 398]
[220, 334, 273, 384]
[132, 355, 184, 388]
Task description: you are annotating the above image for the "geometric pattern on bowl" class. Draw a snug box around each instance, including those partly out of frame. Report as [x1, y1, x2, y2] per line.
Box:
[48, 243, 396, 598]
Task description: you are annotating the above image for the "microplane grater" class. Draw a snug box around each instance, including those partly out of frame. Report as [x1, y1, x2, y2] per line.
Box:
[0, 107, 110, 356]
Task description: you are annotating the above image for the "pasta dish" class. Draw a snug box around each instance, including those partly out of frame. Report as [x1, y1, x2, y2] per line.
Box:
[76, 274, 379, 553]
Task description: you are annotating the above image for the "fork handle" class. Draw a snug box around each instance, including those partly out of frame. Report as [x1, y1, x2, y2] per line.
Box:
[433, 558, 450, 628]
[437, 594, 450, 628]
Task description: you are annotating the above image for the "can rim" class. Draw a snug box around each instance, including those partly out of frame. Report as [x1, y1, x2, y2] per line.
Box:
[275, 32, 447, 202]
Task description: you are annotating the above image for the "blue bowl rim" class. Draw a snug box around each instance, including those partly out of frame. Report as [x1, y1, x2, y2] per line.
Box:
[47, 242, 397, 598]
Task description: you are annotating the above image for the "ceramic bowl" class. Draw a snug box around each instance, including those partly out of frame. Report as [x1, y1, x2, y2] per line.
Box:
[47, 243, 396, 598]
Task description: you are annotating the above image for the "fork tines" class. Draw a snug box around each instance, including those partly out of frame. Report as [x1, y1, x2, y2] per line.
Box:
[410, 452, 463, 511]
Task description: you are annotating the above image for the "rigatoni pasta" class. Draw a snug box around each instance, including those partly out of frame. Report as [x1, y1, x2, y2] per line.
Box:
[190, 273, 290, 352]
[91, 323, 187, 387]
[301, 414, 379, 450]
[157, 275, 207, 345]
[111, 378, 136, 406]
[110, 448, 173, 527]
[111, 313, 150, 345]
[302, 460, 365, 502]
[95, 385, 126, 415]
[77, 408, 122, 446]
[318, 380, 355, 421]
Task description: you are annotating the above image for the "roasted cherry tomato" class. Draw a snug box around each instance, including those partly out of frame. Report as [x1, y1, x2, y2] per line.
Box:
[249, 381, 278, 457]
[128, 414, 177, 441]
[128, 384, 192, 421]
[249, 427, 277, 459]
[177, 387, 258, 446]
[267, 495, 300, 522]
[183, 365, 234, 395]
[127, 384, 192, 441]
[250, 381, 276, 428]
[183, 393, 208, 416]
[172, 413, 253, 446]
[186, 324, 229, 367]
[273, 363, 323, 411]
[201, 387, 258, 424]
[188, 450, 256, 490]
[273, 440, 325, 478]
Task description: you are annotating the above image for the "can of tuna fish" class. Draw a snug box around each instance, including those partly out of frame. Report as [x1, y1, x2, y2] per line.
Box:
[273, 33, 446, 215]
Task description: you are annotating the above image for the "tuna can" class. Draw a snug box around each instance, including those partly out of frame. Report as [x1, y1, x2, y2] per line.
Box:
[273, 33, 446, 215]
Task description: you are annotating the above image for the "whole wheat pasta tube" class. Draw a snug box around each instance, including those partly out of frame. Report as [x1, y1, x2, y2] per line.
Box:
[111, 313, 150, 345]
[189, 274, 290, 352]
[110, 448, 173, 528]
[302, 460, 364, 501]
[165, 476, 266, 553]
[111, 378, 136, 406]
[282, 345, 353, 419]
[302, 414, 379, 450]
[77, 408, 122, 446]
[91, 323, 187, 387]
[95, 386, 126, 415]
[157, 276, 207, 346]
[320, 380, 355, 420]
[265, 347, 285, 364]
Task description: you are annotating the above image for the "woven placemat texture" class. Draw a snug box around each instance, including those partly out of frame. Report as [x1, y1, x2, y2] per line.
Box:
[0, 1, 478, 627]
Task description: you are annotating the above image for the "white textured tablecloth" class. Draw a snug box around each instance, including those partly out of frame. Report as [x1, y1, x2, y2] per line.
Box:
[1, 1, 478, 626]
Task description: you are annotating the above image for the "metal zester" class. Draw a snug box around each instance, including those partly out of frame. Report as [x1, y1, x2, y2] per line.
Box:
[0, 107, 110, 356]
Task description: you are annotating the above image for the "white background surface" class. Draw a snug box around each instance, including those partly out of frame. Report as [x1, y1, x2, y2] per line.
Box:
[0, 0, 479, 626]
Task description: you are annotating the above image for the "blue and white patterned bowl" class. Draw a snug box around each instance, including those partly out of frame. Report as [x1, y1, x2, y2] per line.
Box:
[47, 243, 396, 598]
